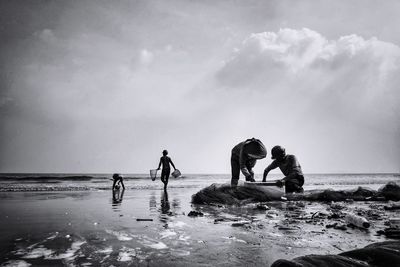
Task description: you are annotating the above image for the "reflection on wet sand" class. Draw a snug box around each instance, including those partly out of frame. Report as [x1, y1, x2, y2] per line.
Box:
[148, 190, 182, 227]
[111, 188, 124, 211]
[160, 190, 171, 227]
[149, 192, 157, 212]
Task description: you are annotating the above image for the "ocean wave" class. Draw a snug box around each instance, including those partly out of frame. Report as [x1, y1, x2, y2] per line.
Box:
[0, 175, 189, 181]
[0, 175, 95, 181]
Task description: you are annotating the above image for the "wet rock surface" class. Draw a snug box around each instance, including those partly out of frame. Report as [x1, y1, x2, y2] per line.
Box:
[271, 241, 400, 267]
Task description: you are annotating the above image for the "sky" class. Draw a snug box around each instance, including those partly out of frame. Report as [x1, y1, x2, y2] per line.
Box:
[0, 0, 399, 174]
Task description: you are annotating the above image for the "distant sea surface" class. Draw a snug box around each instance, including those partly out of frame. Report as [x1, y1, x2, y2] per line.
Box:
[0, 173, 399, 192]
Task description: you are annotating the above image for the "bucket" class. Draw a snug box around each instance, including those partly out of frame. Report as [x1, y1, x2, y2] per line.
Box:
[171, 169, 181, 178]
[150, 169, 157, 181]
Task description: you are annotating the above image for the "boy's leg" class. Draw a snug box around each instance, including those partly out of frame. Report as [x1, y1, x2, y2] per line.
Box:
[285, 176, 304, 193]
[161, 170, 166, 184]
[164, 170, 170, 189]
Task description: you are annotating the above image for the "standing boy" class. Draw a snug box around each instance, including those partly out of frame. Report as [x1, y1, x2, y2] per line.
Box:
[157, 150, 176, 191]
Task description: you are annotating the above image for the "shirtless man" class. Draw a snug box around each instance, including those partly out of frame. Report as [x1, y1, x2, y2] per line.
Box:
[157, 150, 176, 191]
[263, 146, 304, 193]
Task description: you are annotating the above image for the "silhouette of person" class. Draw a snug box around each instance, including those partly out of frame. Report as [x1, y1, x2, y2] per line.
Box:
[157, 150, 176, 191]
[112, 173, 125, 190]
[231, 138, 267, 187]
[263, 145, 304, 193]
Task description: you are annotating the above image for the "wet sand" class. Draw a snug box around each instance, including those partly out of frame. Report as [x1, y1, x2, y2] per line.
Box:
[1, 187, 399, 266]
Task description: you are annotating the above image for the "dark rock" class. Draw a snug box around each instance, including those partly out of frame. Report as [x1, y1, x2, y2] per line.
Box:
[272, 241, 400, 267]
[383, 228, 400, 239]
[255, 204, 270, 210]
[384, 204, 400, 211]
[334, 224, 347, 231]
[378, 182, 400, 201]
[326, 223, 337, 229]
[188, 210, 204, 217]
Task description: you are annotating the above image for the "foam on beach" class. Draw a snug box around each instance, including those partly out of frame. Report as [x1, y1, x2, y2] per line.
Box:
[105, 230, 133, 241]
[2, 260, 32, 267]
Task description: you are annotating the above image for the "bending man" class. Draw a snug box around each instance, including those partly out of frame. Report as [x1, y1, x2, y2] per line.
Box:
[263, 146, 304, 193]
[231, 138, 267, 187]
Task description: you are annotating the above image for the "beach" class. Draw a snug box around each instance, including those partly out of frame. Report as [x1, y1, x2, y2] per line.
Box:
[1, 174, 400, 266]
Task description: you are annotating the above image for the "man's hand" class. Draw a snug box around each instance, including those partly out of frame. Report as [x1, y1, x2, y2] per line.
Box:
[276, 179, 285, 188]
[245, 175, 255, 182]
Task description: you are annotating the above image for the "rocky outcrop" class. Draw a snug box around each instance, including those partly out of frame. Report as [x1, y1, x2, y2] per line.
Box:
[271, 241, 400, 267]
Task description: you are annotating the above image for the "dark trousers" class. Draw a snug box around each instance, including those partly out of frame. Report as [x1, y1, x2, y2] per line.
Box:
[231, 157, 240, 186]
[231, 157, 254, 186]
[285, 175, 304, 193]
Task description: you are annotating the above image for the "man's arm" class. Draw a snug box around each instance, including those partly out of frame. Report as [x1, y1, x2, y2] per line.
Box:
[262, 161, 278, 182]
[157, 158, 162, 170]
[239, 147, 252, 178]
[169, 157, 176, 170]
[112, 180, 117, 190]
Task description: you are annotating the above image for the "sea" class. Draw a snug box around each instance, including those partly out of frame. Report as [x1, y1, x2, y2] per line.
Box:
[0, 173, 399, 192]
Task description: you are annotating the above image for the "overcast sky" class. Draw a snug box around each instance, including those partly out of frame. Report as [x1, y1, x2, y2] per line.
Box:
[0, 0, 399, 174]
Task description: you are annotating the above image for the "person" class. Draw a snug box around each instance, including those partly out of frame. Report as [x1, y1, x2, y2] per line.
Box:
[112, 186, 125, 210]
[262, 145, 304, 193]
[231, 138, 267, 187]
[112, 173, 125, 190]
[157, 150, 176, 191]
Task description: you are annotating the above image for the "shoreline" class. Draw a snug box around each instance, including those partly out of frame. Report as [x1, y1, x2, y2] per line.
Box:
[1, 187, 400, 266]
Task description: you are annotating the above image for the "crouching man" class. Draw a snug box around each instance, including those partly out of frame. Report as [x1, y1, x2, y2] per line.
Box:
[263, 146, 304, 193]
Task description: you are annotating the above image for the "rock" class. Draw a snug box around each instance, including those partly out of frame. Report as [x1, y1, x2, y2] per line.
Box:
[334, 224, 347, 231]
[231, 221, 250, 227]
[255, 204, 270, 210]
[272, 241, 400, 267]
[188, 211, 204, 217]
[383, 228, 400, 239]
[384, 204, 400, 211]
[326, 223, 337, 229]
[378, 182, 400, 201]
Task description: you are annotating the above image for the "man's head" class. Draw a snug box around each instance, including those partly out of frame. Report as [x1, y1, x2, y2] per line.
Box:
[245, 138, 267, 159]
[271, 145, 286, 160]
[162, 150, 168, 156]
[113, 173, 121, 179]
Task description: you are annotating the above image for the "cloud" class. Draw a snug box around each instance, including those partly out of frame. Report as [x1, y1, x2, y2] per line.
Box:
[218, 28, 400, 85]
[216, 28, 400, 118]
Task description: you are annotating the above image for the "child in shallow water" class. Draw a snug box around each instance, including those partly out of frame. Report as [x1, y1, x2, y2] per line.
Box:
[112, 173, 125, 190]
[157, 150, 176, 191]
